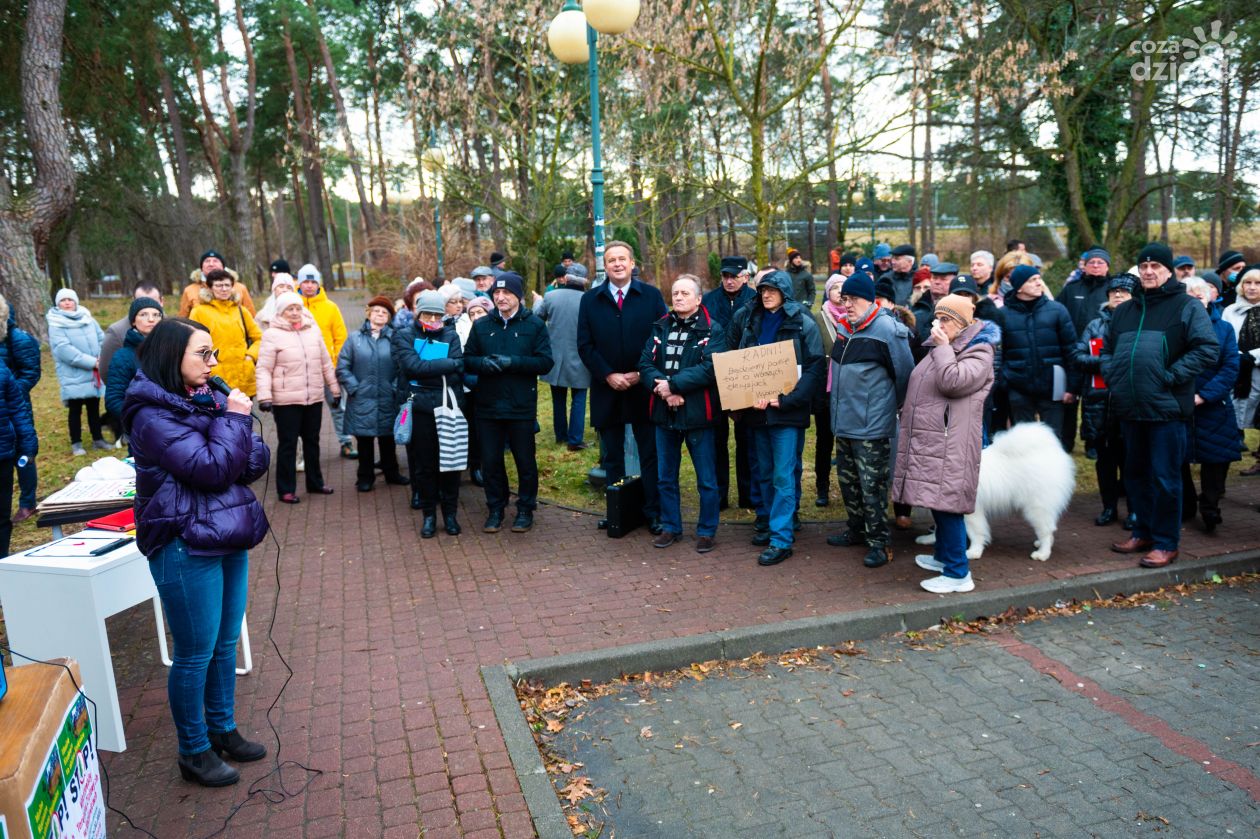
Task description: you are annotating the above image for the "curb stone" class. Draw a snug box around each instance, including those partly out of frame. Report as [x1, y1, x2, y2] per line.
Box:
[484, 550, 1260, 835]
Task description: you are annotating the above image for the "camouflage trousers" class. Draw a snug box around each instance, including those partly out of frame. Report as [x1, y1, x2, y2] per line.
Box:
[835, 436, 892, 549]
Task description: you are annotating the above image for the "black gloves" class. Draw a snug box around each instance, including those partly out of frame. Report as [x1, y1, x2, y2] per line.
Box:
[481, 355, 512, 373]
[258, 401, 273, 412]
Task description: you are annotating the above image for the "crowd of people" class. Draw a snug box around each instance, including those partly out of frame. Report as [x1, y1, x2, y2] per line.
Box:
[1, 240, 1256, 583]
[1, 238, 1254, 789]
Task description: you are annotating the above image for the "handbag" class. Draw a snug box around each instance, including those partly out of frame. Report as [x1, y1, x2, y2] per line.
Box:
[434, 385, 468, 473]
[393, 394, 414, 445]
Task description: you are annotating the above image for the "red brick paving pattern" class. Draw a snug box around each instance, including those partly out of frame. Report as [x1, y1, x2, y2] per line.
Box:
[94, 422, 1260, 837]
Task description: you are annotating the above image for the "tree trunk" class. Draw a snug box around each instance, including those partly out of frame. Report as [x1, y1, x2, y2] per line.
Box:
[907, 61, 918, 252]
[304, 0, 378, 240]
[290, 165, 312, 267]
[367, 31, 388, 224]
[0, 0, 74, 340]
[1221, 73, 1248, 251]
[813, 0, 838, 248]
[920, 59, 934, 253]
[257, 165, 271, 269]
[150, 35, 196, 262]
[282, 15, 331, 277]
[324, 186, 345, 289]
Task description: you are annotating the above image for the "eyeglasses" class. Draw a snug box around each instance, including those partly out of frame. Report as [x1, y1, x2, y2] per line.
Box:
[187, 348, 220, 363]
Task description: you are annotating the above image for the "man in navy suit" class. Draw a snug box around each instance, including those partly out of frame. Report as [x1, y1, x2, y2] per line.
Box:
[578, 241, 668, 533]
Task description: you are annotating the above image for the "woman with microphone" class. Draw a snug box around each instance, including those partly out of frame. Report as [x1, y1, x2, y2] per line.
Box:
[121, 317, 271, 787]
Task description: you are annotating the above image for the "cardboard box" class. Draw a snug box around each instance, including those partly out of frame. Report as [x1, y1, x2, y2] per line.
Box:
[0, 659, 106, 839]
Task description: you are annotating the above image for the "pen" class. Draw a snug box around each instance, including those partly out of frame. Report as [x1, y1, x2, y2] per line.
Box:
[89, 536, 135, 557]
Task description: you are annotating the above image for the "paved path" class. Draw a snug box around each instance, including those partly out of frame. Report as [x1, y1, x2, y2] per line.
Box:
[547, 581, 1260, 837]
[41, 289, 1259, 837]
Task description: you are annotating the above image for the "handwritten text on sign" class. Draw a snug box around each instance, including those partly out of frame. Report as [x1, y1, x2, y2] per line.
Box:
[712, 340, 800, 410]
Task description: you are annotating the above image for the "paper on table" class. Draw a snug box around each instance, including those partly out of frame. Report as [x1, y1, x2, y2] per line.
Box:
[36, 479, 136, 511]
[24, 536, 129, 559]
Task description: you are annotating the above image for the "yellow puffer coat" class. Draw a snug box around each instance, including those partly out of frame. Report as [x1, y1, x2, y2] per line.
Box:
[189, 289, 262, 396]
[179, 267, 256, 318]
[300, 287, 348, 362]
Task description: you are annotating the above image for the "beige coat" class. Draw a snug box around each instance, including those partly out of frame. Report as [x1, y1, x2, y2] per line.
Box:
[892, 319, 997, 514]
[255, 314, 338, 406]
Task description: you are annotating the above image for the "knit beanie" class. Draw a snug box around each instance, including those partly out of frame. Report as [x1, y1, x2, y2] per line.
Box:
[54, 288, 79, 307]
[129, 297, 163, 324]
[296, 263, 322, 285]
[842, 271, 876, 302]
[824, 274, 845, 299]
[366, 295, 395, 314]
[874, 277, 897, 302]
[274, 291, 305, 315]
[271, 273, 295, 292]
[415, 290, 447, 314]
[491, 272, 525, 301]
[1082, 247, 1111, 265]
[269, 258, 291, 274]
[199, 250, 224, 272]
[1136, 243, 1174, 272]
[466, 295, 492, 314]
[934, 294, 975, 327]
[1217, 250, 1245, 275]
[1008, 264, 1041, 292]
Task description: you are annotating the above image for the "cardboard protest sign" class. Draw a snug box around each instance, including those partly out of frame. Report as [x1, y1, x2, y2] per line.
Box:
[712, 340, 800, 410]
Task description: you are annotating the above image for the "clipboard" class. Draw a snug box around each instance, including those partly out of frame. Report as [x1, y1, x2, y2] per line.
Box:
[25, 535, 133, 559]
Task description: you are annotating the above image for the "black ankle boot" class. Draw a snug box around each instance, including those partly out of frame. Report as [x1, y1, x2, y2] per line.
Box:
[444, 514, 461, 536]
[208, 729, 266, 762]
[410, 491, 423, 510]
[178, 748, 240, 786]
[421, 515, 438, 538]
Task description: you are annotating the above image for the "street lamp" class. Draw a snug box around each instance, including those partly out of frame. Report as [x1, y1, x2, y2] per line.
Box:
[548, 0, 640, 285]
[421, 136, 445, 281]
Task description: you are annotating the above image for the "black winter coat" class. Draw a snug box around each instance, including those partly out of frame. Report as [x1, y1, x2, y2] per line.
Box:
[577, 279, 667, 428]
[391, 322, 463, 412]
[463, 306, 553, 420]
[1104, 278, 1219, 422]
[702, 285, 757, 341]
[1190, 311, 1241, 464]
[1070, 305, 1115, 444]
[638, 306, 727, 430]
[1058, 273, 1110, 337]
[1001, 294, 1077, 399]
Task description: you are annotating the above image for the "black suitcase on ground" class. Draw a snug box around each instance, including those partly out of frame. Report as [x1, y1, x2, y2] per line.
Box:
[605, 476, 645, 538]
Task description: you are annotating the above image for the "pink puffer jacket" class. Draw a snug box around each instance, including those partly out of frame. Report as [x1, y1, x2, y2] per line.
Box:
[255, 316, 338, 406]
[892, 319, 998, 514]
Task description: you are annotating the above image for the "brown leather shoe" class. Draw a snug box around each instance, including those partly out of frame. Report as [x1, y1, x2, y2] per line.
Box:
[1241, 462, 1260, 476]
[11, 506, 35, 524]
[653, 532, 679, 549]
[894, 515, 913, 530]
[695, 536, 716, 553]
[1111, 537, 1154, 554]
[1139, 549, 1178, 568]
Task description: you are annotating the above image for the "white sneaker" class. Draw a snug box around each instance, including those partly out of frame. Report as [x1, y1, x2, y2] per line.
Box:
[915, 555, 944, 573]
[296, 455, 305, 472]
[920, 573, 975, 594]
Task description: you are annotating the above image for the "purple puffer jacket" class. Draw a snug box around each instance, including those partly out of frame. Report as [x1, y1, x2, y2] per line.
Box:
[121, 371, 271, 556]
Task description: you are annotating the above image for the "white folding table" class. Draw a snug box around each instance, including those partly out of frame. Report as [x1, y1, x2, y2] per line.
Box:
[0, 531, 251, 752]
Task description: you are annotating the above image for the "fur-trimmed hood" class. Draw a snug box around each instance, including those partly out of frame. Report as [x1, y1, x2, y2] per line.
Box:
[199, 285, 244, 305]
[0, 294, 9, 344]
[189, 266, 240, 285]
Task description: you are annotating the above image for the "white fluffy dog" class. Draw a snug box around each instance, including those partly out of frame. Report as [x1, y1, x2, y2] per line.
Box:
[915, 422, 1076, 561]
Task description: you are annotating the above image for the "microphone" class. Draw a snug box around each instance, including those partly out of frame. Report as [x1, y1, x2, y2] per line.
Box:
[208, 375, 233, 397]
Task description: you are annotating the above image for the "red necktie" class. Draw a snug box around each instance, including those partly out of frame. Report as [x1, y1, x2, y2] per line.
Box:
[616, 288, 624, 310]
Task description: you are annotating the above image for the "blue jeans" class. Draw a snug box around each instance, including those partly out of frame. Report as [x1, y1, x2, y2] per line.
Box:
[931, 510, 969, 579]
[1122, 420, 1187, 550]
[753, 426, 803, 548]
[149, 537, 249, 755]
[655, 426, 720, 537]
[550, 385, 587, 446]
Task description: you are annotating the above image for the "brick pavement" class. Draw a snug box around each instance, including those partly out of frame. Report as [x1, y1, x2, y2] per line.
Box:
[39, 289, 1260, 837]
[545, 581, 1260, 837]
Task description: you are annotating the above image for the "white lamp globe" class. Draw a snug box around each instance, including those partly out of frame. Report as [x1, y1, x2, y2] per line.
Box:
[548, 9, 590, 64]
[584, 0, 640, 34]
